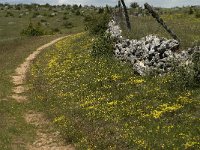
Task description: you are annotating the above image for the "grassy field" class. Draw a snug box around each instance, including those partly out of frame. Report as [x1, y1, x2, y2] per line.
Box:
[121, 11, 200, 49]
[0, 4, 88, 41]
[0, 3, 200, 149]
[0, 35, 72, 149]
[0, 4, 87, 149]
[29, 33, 200, 149]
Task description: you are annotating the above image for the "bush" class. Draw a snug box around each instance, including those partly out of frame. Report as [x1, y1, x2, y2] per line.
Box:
[5, 11, 14, 17]
[84, 12, 110, 35]
[51, 28, 61, 33]
[188, 7, 194, 15]
[192, 51, 200, 84]
[72, 4, 79, 10]
[75, 10, 81, 16]
[40, 19, 46, 23]
[195, 11, 200, 18]
[168, 52, 200, 90]
[98, 8, 104, 14]
[21, 22, 44, 36]
[91, 33, 114, 57]
[63, 15, 68, 20]
[169, 65, 196, 90]
[63, 20, 73, 28]
[32, 12, 40, 18]
[83, 15, 92, 22]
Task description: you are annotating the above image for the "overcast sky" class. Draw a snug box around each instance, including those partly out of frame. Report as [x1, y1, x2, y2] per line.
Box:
[0, 0, 200, 8]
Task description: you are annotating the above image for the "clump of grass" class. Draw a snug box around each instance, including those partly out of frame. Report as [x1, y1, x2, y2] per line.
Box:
[29, 33, 200, 149]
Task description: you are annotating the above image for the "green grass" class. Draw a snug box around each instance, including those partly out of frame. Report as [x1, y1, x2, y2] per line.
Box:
[0, 5, 87, 149]
[0, 35, 64, 99]
[0, 7, 85, 41]
[1, 4, 200, 149]
[0, 100, 35, 150]
[29, 33, 200, 149]
[121, 13, 200, 49]
[0, 35, 78, 149]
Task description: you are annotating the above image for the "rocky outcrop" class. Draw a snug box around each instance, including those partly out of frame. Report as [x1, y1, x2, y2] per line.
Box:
[107, 20, 200, 76]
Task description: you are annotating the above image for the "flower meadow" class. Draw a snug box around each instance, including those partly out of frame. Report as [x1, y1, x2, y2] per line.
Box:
[30, 33, 200, 149]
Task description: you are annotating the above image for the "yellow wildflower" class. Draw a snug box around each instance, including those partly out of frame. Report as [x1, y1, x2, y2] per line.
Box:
[111, 74, 122, 81]
[184, 141, 199, 149]
[107, 100, 118, 105]
[151, 103, 183, 119]
[53, 115, 65, 123]
[177, 95, 193, 104]
[128, 77, 145, 84]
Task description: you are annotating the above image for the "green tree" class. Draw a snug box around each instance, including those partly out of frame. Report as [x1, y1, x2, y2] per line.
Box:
[130, 2, 139, 8]
[189, 7, 194, 15]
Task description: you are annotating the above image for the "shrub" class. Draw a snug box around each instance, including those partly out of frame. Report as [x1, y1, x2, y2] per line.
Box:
[192, 51, 200, 84]
[75, 10, 81, 16]
[63, 15, 68, 20]
[5, 11, 14, 17]
[169, 64, 196, 90]
[72, 4, 79, 10]
[130, 2, 139, 8]
[91, 33, 114, 57]
[40, 19, 47, 23]
[15, 5, 21, 10]
[51, 28, 61, 33]
[64, 12, 69, 15]
[168, 52, 200, 90]
[195, 11, 200, 18]
[63, 20, 73, 28]
[32, 12, 40, 18]
[21, 22, 44, 36]
[84, 12, 110, 35]
[188, 7, 194, 15]
[98, 8, 104, 14]
[83, 15, 92, 22]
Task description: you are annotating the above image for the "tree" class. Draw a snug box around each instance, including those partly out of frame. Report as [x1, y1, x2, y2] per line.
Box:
[189, 7, 194, 15]
[72, 4, 79, 10]
[98, 8, 104, 14]
[130, 2, 139, 8]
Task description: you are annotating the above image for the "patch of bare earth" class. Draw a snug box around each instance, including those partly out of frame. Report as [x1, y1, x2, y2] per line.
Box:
[11, 36, 75, 150]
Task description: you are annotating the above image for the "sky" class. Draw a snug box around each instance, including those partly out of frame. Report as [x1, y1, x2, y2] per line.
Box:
[0, 0, 200, 8]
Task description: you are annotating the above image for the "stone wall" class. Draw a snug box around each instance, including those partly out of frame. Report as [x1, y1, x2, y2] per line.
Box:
[107, 20, 200, 76]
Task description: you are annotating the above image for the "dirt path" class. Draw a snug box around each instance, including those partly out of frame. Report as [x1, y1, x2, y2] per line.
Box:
[11, 36, 75, 150]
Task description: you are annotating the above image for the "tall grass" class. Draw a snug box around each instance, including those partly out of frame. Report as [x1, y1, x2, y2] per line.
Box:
[121, 13, 200, 49]
[0, 35, 67, 149]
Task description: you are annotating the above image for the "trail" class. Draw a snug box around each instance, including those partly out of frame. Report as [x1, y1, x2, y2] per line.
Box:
[11, 36, 75, 150]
